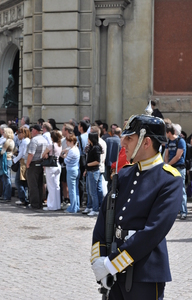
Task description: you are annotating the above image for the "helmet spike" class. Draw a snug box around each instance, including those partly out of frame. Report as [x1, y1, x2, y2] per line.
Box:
[145, 100, 153, 116]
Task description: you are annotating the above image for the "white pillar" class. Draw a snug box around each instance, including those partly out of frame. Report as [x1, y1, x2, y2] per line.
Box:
[104, 19, 124, 127]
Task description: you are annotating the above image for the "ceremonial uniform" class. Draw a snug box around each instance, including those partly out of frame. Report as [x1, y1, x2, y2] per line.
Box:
[91, 153, 183, 299]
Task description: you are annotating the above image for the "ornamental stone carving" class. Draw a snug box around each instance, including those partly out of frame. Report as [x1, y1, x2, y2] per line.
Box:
[94, 0, 132, 23]
[103, 17, 125, 26]
[95, 18, 102, 27]
[95, 0, 131, 9]
[3, 10, 8, 24]
[17, 4, 22, 19]
[0, 2, 24, 32]
[10, 7, 15, 21]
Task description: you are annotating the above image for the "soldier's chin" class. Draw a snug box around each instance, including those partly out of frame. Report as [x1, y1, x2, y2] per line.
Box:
[126, 153, 132, 162]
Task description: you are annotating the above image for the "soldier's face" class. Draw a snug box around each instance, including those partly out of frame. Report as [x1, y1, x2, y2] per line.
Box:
[123, 134, 138, 161]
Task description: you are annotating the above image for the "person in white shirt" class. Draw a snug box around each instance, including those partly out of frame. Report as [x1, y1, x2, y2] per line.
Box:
[42, 122, 52, 145]
[42, 130, 62, 210]
[0, 124, 8, 146]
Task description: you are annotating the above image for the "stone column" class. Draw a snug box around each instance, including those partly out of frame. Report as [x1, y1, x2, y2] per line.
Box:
[104, 18, 124, 127]
[92, 18, 102, 121]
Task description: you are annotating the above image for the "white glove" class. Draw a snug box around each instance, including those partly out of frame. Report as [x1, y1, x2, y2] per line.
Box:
[91, 257, 109, 282]
[100, 274, 117, 290]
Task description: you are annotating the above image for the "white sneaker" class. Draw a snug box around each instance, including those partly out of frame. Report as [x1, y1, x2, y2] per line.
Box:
[15, 200, 24, 205]
[87, 210, 99, 216]
[82, 208, 92, 214]
[61, 202, 70, 210]
[43, 207, 49, 211]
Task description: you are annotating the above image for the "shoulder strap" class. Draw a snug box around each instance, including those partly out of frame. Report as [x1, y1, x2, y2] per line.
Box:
[176, 137, 181, 148]
[52, 143, 55, 155]
[79, 135, 83, 152]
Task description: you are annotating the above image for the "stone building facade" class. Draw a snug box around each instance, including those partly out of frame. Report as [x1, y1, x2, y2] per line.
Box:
[0, 0, 192, 133]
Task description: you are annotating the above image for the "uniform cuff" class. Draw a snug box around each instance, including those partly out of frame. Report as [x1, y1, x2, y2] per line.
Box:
[104, 257, 117, 276]
[109, 250, 134, 273]
[90, 242, 107, 264]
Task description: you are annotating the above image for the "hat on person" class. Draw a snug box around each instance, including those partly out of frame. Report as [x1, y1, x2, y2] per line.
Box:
[172, 123, 181, 136]
[33, 124, 41, 131]
[122, 114, 167, 144]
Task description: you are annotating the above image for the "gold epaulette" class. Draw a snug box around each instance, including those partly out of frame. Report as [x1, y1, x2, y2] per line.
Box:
[163, 164, 181, 177]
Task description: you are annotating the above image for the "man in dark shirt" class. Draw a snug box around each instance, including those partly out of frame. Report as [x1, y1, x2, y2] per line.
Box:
[151, 100, 164, 119]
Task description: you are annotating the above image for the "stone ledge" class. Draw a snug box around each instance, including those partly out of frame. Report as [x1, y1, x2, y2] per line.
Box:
[151, 95, 192, 113]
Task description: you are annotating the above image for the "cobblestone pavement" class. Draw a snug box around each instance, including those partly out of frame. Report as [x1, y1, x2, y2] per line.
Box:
[0, 198, 192, 300]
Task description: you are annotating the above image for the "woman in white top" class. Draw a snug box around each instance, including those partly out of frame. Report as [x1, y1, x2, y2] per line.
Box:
[42, 130, 62, 210]
[64, 134, 80, 213]
[13, 127, 31, 205]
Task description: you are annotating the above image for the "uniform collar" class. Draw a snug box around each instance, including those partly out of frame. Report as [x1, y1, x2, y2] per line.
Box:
[137, 153, 163, 171]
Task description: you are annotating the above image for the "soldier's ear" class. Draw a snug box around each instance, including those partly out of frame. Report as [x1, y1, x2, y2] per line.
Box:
[143, 137, 152, 149]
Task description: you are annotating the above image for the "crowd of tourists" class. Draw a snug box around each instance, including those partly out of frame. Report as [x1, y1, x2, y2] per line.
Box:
[0, 107, 191, 219]
[0, 116, 125, 215]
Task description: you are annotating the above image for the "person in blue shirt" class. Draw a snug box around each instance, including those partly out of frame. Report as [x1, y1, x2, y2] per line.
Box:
[64, 134, 80, 213]
[164, 123, 187, 219]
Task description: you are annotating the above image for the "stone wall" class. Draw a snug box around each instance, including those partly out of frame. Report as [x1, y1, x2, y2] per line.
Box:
[22, 0, 94, 128]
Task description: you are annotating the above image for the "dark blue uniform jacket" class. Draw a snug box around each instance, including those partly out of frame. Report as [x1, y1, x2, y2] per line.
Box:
[92, 159, 183, 283]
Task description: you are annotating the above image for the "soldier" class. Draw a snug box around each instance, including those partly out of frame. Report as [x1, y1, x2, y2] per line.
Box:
[91, 114, 183, 300]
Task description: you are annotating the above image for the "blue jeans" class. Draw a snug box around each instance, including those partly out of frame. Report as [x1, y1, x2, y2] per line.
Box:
[86, 176, 91, 209]
[87, 170, 101, 212]
[15, 166, 28, 203]
[3, 160, 12, 200]
[98, 173, 103, 207]
[176, 167, 187, 215]
[66, 167, 80, 213]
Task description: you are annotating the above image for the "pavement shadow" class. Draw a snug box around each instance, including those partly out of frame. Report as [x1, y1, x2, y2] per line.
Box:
[167, 238, 192, 243]
[0, 199, 95, 219]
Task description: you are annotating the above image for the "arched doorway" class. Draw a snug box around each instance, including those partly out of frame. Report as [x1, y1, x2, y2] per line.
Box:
[0, 43, 19, 109]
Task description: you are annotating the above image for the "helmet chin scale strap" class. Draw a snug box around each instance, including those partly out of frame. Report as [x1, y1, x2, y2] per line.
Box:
[130, 128, 146, 163]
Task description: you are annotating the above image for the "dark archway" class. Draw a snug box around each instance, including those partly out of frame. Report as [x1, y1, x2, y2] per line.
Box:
[12, 50, 19, 105]
[0, 44, 20, 122]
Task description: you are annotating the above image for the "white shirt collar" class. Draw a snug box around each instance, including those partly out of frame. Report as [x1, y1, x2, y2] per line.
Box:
[137, 152, 163, 171]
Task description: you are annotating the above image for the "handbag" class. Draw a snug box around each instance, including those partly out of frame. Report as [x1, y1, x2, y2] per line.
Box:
[41, 143, 58, 167]
[80, 154, 86, 168]
[11, 160, 20, 172]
